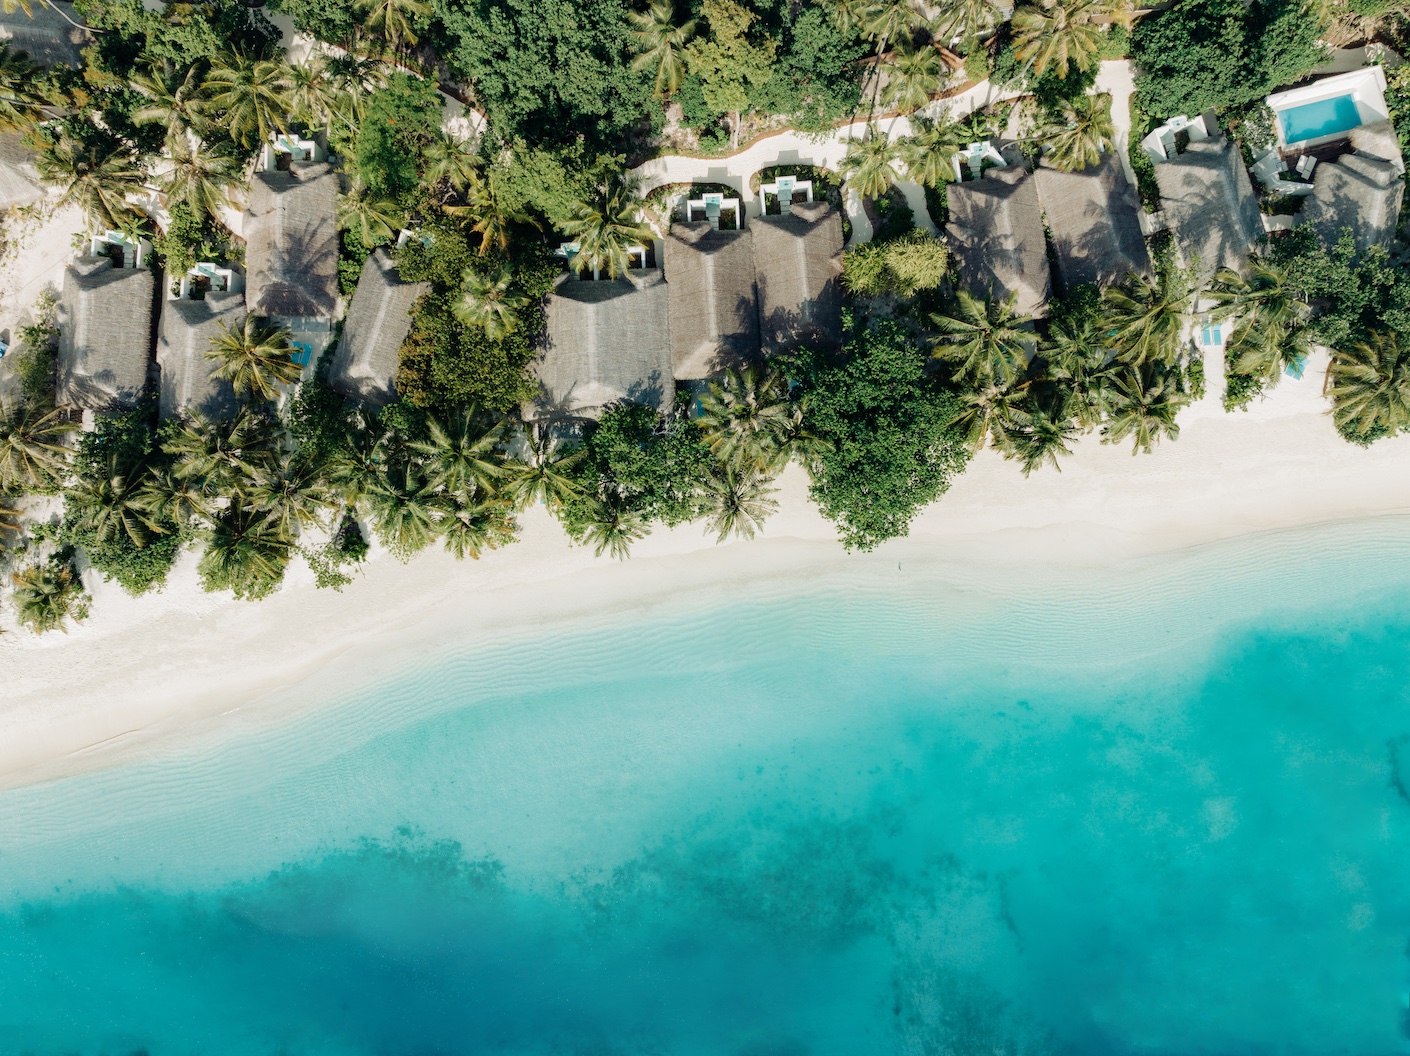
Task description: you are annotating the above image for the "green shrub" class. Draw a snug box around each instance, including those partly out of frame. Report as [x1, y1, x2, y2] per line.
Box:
[355, 74, 443, 198]
[842, 230, 949, 298]
[153, 200, 225, 279]
[870, 188, 915, 243]
[1222, 370, 1265, 411]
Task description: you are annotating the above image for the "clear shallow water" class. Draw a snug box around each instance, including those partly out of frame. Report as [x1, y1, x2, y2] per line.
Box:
[2, 525, 1410, 1054]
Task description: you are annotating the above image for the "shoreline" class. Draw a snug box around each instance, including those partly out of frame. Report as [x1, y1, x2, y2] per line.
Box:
[3, 355, 1410, 791]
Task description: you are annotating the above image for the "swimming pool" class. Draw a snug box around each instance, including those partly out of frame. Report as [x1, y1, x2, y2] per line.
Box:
[1278, 93, 1363, 144]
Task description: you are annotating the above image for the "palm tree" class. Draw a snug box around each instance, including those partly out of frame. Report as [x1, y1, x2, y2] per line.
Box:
[11, 560, 86, 634]
[65, 455, 164, 549]
[287, 57, 351, 129]
[452, 263, 530, 341]
[0, 402, 72, 490]
[859, 0, 926, 52]
[338, 184, 402, 246]
[576, 496, 648, 560]
[0, 43, 46, 134]
[0, 495, 19, 550]
[248, 459, 336, 537]
[165, 408, 281, 499]
[207, 317, 303, 404]
[135, 464, 211, 529]
[1012, 0, 1110, 80]
[1102, 270, 1195, 368]
[946, 377, 1029, 451]
[367, 461, 442, 559]
[325, 423, 389, 505]
[356, 0, 431, 52]
[132, 61, 209, 143]
[439, 497, 517, 560]
[561, 174, 654, 279]
[825, 0, 872, 35]
[898, 111, 965, 188]
[1036, 92, 1115, 173]
[199, 507, 296, 601]
[883, 42, 945, 115]
[409, 409, 507, 498]
[696, 363, 792, 472]
[201, 51, 293, 150]
[931, 0, 1002, 47]
[424, 131, 481, 196]
[841, 123, 899, 200]
[1046, 314, 1112, 430]
[454, 170, 534, 255]
[1102, 362, 1188, 454]
[630, 0, 697, 96]
[162, 137, 244, 224]
[704, 467, 778, 542]
[33, 130, 146, 230]
[1207, 258, 1311, 385]
[930, 289, 1034, 386]
[1005, 393, 1080, 475]
[1327, 330, 1410, 441]
[502, 422, 585, 511]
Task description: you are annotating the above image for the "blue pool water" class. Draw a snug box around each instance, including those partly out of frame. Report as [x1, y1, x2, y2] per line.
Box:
[1279, 93, 1363, 143]
[1, 523, 1410, 1053]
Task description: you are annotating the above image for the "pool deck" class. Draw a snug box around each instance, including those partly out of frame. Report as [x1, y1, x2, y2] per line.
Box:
[1267, 66, 1391, 150]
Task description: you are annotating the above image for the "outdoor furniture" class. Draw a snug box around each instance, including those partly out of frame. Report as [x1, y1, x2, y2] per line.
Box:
[1296, 154, 1318, 179]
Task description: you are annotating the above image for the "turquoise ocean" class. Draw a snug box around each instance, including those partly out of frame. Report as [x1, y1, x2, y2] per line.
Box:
[1, 521, 1409, 1054]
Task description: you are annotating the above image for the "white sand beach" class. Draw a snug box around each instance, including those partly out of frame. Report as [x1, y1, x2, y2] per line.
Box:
[2, 352, 1409, 791]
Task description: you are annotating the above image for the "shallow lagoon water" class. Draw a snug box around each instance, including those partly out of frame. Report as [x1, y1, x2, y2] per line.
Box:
[1, 522, 1409, 1054]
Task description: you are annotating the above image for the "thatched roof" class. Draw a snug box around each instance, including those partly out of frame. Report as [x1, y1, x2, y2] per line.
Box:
[663, 223, 758, 379]
[529, 269, 673, 421]
[56, 257, 154, 411]
[946, 165, 1051, 318]
[1301, 151, 1403, 257]
[1034, 153, 1151, 293]
[1153, 136, 1263, 277]
[328, 248, 428, 406]
[751, 200, 845, 354]
[0, 133, 41, 211]
[0, 1, 90, 67]
[156, 291, 243, 423]
[244, 161, 338, 320]
[1349, 120, 1404, 169]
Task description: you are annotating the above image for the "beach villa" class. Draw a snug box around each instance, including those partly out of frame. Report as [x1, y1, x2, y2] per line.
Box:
[156, 290, 243, 423]
[945, 148, 1051, 318]
[1034, 153, 1151, 294]
[244, 153, 338, 375]
[56, 251, 155, 415]
[751, 200, 845, 354]
[530, 269, 673, 422]
[663, 221, 759, 380]
[1152, 120, 1264, 278]
[328, 248, 429, 407]
[0, 0, 89, 67]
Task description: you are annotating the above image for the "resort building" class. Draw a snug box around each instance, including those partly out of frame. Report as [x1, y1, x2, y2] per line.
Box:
[156, 290, 243, 423]
[1299, 148, 1403, 256]
[328, 248, 429, 407]
[530, 269, 673, 422]
[1034, 153, 1150, 294]
[1267, 67, 1392, 152]
[1152, 129, 1264, 277]
[751, 199, 845, 354]
[244, 159, 339, 373]
[663, 222, 759, 380]
[0, 0, 90, 67]
[56, 255, 155, 413]
[946, 160, 1050, 318]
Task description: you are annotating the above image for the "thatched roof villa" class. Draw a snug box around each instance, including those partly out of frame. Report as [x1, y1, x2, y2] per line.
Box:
[946, 164, 1051, 318]
[328, 248, 428, 406]
[1034, 153, 1151, 294]
[751, 199, 844, 354]
[0, 1, 90, 67]
[156, 290, 243, 423]
[1298, 121, 1404, 259]
[244, 161, 338, 321]
[663, 223, 759, 380]
[1153, 135, 1264, 277]
[529, 270, 673, 422]
[56, 256, 154, 412]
